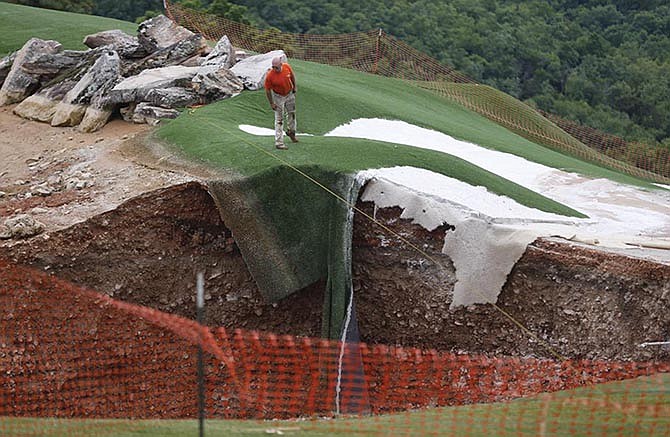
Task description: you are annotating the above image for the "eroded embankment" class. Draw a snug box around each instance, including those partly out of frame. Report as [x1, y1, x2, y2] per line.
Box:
[3, 182, 670, 361]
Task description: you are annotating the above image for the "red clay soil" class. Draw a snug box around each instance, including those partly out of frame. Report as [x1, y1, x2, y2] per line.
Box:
[3, 182, 669, 362]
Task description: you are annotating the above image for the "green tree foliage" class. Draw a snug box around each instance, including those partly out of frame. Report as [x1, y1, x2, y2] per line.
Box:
[8, 0, 95, 14]
[234, 0, 670, 147]
[91, 0, 162, 22]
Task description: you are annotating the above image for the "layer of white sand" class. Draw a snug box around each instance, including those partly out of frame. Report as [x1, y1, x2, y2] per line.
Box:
[241, 120, 670, 306]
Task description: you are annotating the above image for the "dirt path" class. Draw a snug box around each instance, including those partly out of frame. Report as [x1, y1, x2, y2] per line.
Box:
[0, 105, 196, 235]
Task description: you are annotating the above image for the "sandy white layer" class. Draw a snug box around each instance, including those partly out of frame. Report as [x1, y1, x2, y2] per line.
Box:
[239, 124, 312, 136]
[329, 118, 670, 240]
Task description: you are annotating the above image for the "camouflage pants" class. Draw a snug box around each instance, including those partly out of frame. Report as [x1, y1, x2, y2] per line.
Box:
[272, 91, 297, 146]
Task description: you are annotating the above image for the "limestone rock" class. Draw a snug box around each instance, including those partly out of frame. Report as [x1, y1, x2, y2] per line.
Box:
[132, 102, 180, 125]
[14, 94, 60, 122]
[83, 29, 146, 58]
[0, 51, 16, 87]
[192, 66, 244, 101]
[202, 35, 235, 69]
[180, 54, 206, 67]
[109, 65, 199, 104]
[51, 102, 87, 127]
[124, 33, 207, 77]
[145, 87, 200, 108]
[0, 38, 62, 106]
[120, 103, 136, 122]
[13, 78, 79, 122]
[137, 15, 197, 53]
[230, 50, 286, 91]
[0, 214, 44, 239]
[22, 49, 95, 77]
[78, 107, 113, 133]
[51, 50, 121, 127]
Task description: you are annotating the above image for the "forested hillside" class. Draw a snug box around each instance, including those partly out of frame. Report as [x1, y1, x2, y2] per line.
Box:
[6, 0, 669, 148]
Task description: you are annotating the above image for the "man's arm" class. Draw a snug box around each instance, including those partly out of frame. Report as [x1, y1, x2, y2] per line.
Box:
[290, 71, 297, 93]
[266, 87, 276, 110]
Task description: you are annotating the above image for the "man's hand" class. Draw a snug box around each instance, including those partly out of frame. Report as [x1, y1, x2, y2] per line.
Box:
[271, 103, 278, 111]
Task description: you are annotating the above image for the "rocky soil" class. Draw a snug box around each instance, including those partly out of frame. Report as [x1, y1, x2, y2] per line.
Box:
[1, 109, 669, 363]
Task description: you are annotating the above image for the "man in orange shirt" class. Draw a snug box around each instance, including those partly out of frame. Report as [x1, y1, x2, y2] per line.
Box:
[265, 56, 298, 149]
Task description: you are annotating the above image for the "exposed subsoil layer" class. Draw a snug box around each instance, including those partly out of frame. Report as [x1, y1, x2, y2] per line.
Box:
[4, 182, 669, 362]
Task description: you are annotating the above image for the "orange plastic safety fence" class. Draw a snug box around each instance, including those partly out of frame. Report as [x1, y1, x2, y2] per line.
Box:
[164, 1, 670, 184]
[1, 258, 669, 436]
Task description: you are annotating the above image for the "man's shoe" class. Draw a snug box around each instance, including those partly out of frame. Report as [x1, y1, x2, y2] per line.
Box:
[287, 130, 299, 143]
[276, 143, 288, 150]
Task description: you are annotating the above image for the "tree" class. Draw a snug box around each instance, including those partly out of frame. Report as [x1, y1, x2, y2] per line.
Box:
[9, 0, 94, 14]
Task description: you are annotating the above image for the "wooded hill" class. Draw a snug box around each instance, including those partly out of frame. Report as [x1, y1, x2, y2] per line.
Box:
[7, 0, 670, 149]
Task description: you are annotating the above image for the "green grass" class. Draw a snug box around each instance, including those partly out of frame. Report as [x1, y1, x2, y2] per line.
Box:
[3, 374, 668, 436]
[158, 59, 659, 215]
[158, 60, 593, 218]
[0, 3, 137, 56]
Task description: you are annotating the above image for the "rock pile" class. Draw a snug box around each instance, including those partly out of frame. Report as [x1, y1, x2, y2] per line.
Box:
[0, 15, 286, 131]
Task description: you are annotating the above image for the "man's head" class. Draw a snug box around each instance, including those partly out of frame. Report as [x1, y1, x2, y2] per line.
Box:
[271, 57, 282, 72]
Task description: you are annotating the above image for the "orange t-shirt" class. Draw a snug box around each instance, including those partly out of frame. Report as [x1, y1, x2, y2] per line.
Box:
[264, 63, 295, 96]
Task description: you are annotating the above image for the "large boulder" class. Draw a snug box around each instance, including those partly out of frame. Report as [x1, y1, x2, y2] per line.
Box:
[13, 47, 114, 124]
[131, 102, 180, 125]
[202, 35, 235, 69]
[0, 38, 62, 106]
[51, 50, 121, 127]
[0, 52, 16, 88]
[83, 29, 146, 58]
[192, 66, 244, 101]
[230, 50, 286, 91]
[145, 87, 200, 108]
[13, 79, 78, 122]
[137, 15, 198, 53]
[108, 65, 199, 104]
[123, 33, 207, 77]
[21, 48, 110, 79]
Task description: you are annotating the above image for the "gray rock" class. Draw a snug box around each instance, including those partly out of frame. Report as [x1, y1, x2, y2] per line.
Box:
[132, 102, 180, 125]
[145, 87, 200, 108]
[78, 107, 113, 133]
[123, 33, 207, 77]
[180, 55, 206, 67]
[109, 65, 199, 104]
[230, 50, 286, 91]
[0, 214, 44, 239]
[192, 66, 244, 101]
[13, 79, 78, 122]
[120, 103, 136, 122]
[137, 15, 198, 53]
[202, 35, 235, 69]
[0, 51, 16, 87]
[51, 50, 121, 127]
[32, 184, 53, 196]
[83, 29, 146, 58]
[0, 38, 62, 106]
[22, 49, 94, 78]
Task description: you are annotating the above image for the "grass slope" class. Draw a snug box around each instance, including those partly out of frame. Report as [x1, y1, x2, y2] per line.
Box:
[4, 374, 668, 436]
[159, 58, 660, 218]
[0, 3, 136, 56]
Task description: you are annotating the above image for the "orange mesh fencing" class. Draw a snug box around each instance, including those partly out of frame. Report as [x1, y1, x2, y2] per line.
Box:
[1, 258, 669, 435]
[164, 1, 670, 184]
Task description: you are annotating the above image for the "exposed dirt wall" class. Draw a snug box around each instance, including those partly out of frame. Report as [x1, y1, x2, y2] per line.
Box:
[4, 183, 669, 361]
